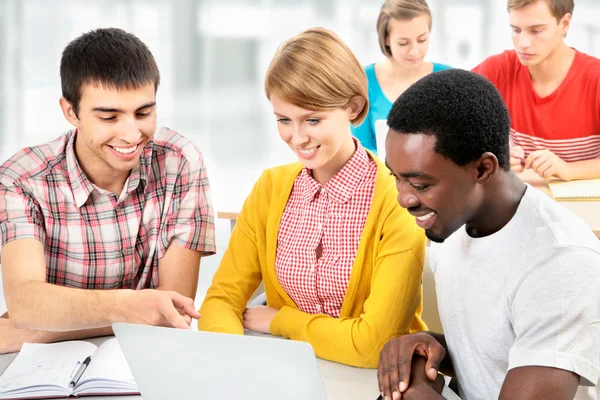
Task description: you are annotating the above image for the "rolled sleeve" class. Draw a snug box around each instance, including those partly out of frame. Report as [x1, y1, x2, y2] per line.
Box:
[0, 184, 46, 249]
[508, 247, 600, 387]
[158, 156, 216, 258]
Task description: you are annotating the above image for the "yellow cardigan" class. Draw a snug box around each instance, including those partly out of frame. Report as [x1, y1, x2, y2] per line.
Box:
[198, 157, 427, 368]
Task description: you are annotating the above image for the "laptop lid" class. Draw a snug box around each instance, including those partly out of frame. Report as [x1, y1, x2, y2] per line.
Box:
[112, 323, 327, 400]
[374, 119, 388, 160]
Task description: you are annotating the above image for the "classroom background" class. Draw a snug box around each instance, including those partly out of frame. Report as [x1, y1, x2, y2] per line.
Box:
[1, 0, 600, 315]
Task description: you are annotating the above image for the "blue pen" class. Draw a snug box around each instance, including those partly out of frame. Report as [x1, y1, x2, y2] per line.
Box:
[69, 356, 91, 387]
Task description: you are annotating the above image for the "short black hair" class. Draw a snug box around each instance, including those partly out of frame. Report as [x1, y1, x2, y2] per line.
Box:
[60, 28, 160, 116]
[387, 69, 511, 171]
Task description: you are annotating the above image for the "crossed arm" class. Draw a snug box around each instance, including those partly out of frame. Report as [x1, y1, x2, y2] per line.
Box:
[511, 147, 600, 180]
[378, 332, 582, 400]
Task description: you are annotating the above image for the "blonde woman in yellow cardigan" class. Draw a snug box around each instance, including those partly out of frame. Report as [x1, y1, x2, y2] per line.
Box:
[199, 27, 427, 368]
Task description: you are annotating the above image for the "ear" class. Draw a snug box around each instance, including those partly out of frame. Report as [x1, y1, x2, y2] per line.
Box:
[473, 152, 499, 184]
[559, 13, 571, 36]
[59, 97, 80, 127]
[346, 95, 367, 121]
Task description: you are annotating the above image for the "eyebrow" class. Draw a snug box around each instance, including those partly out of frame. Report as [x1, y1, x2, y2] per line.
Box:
[385, 161, 434, 180]
[397, 32, 429, 40]
[274, 111, 319, 119]
[510, 24, 547, 29]
[399, 171, 435, 180]
[92, 102, 156, 113]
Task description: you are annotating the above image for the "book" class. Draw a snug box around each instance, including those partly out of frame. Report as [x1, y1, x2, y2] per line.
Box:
[548, 179, 600, 201]
[0, 338, 139, 399]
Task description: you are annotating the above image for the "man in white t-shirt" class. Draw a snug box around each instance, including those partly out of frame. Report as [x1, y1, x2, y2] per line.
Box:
[378, 69, 600, 400]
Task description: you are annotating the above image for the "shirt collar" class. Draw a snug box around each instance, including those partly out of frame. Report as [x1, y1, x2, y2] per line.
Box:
[66, 130, 152, 208]
[302, 138, 371, 204]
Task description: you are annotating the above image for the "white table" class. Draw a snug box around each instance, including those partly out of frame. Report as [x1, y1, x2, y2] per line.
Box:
[0, 335, 460, 399]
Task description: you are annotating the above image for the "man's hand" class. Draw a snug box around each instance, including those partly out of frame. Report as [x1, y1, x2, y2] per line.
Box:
[242, 305, 279, 334]
[0, 318, 24, 354]
[401, 355, 445, 400]
[524, 149, 571, 180]
[117, 289, 200, 329]
[378, 332, 446, 400]
[510, 145, 526, 174]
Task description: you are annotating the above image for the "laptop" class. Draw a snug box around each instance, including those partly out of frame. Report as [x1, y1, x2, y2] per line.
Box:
[374, 119, 388, 160]
[112, 323, 327, 400]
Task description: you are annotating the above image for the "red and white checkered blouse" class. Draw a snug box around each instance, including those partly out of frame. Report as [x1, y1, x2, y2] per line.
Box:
[275, 140, 376, 317]
[0, 127, 215, 289]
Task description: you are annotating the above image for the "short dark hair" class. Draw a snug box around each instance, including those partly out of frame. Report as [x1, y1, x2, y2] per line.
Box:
[387, 69, 511, 171]
[60, 28, 160, 116]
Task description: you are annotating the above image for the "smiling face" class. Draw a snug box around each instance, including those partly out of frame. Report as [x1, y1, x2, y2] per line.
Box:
[509, 0, 570, 66]
[385, 132, 484, 242]
[386, 14, 431, 69]
[60, 82, 157, 184]
[271, 94, 360, 179]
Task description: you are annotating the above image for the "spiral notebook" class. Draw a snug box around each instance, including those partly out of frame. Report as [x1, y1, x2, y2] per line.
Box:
[548, 179, 600, 201]
[0, 338, 138, 399]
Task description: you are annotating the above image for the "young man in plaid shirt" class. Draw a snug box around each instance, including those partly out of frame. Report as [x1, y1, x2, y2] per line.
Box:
[0, 28, 215, 353]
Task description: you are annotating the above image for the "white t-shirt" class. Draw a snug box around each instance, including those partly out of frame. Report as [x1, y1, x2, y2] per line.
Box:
[430, 185, 600, 400]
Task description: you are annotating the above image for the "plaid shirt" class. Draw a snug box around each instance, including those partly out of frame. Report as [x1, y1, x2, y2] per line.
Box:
[0, 127, 215, 289]
[275, 140, 376, 317]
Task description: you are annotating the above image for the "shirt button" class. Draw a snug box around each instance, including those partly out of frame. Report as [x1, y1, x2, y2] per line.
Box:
[317, 223, 322, 231]
[315, 304, 322, 312]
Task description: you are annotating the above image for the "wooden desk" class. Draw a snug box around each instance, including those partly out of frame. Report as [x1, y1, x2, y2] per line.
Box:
[519, 170, 600, 238]
[217, 211, 239, 231]
[0, 335, 461, 400]
[219, 172, 600, 238]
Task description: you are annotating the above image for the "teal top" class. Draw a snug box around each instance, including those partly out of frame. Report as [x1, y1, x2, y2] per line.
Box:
[351, 62, 452, 155]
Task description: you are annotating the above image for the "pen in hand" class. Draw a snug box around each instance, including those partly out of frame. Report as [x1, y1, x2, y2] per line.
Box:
[69, 356, 91, 387]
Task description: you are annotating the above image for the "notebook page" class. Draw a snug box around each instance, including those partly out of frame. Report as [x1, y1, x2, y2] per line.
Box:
[0, 341, 97, 397]
[548, 179, 600, 201]
[75, 338, 137, 394]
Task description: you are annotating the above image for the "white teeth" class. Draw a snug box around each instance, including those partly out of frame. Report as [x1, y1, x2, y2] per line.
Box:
[299, 147, 318, 155]
[416, 212, 435, 222]
[112, 145, 137, 154]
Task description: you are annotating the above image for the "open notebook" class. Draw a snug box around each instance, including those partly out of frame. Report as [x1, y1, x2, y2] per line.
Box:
[0, 338, 138, 399]
[548, 178, 600, 201]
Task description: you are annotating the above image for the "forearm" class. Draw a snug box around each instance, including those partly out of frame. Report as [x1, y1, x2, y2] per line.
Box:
[17, 324, 113, 346]
[8, 281, 125, 331]
[403, 355, 445, 400]
[426, 331, 455, 377]
[566, 158, 600, 180]
[198, 294, 245, 334]
[271, 306, 413, 368]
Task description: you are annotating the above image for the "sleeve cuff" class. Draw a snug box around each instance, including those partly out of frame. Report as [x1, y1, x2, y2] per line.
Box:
[509, 347, 599, 387]
[0, 224, 45, 248]
[269, 306, 310, 338]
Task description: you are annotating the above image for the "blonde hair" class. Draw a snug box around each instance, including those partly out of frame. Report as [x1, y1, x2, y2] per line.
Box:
[377, 0, 432, 58]
[507, 0, 574, 21]
[264, 27, 368, 126]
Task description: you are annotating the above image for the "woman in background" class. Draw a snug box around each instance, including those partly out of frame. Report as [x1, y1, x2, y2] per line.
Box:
[199, 27, 426, 368]
[353, 0, 451, 155]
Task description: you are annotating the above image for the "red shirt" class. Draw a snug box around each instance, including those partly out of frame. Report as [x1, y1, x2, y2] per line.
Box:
[275, 140, 376, 317]
[473, 49, 600, 162]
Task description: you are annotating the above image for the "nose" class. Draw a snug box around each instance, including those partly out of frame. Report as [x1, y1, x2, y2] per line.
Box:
[121, 117, 143, 144]
[408, 45, 419, 57]
[396, 184, 421, 209]
[291, 124, 309, 147]
[518, 33, 531, 49]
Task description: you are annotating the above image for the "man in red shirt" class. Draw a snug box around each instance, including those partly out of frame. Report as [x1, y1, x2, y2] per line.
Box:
[473, 0, 600, 181]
